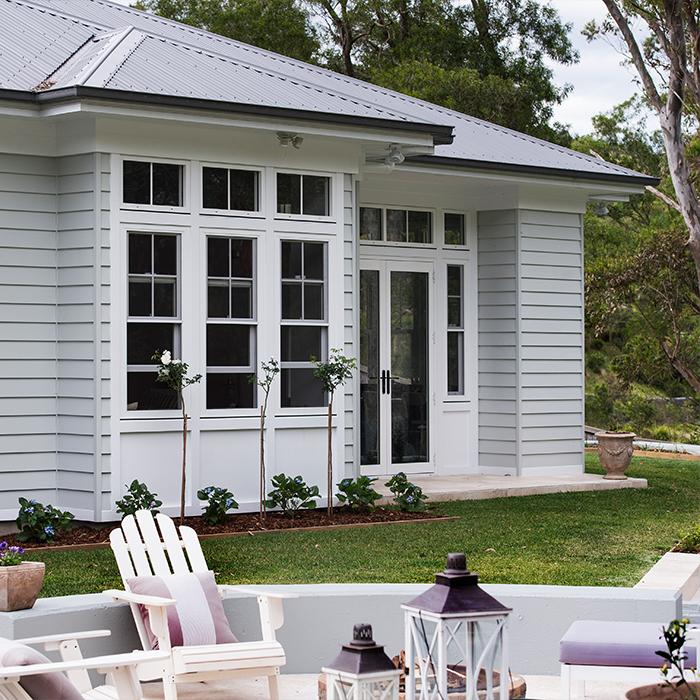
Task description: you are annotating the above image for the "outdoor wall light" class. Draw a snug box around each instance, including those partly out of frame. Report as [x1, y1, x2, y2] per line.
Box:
[277, 131, 304, 149]
[402, 553, 512, 700]
[384, 143, 405, 168]
[322, 623, 401, 699]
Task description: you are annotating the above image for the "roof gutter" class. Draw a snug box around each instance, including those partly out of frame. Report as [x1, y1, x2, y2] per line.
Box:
[0, 86, 455, 146]
[408, 154, 660, 187]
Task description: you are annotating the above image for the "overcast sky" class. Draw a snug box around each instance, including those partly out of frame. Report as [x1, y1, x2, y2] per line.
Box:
[111, 0, 641, 136]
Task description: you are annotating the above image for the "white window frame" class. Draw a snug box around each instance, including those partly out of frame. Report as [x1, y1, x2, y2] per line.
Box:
[446, 263, 465, 397]
[279, 238, 329, 409]
[199, 162, 264, 218]
[204, 234, 258, 413]
[119, 155, 189, 213]
[125, 230, 182, 413]
[358, 204, 436, 248]
[442, 210, 469, 249]
[274, 169, 335, 222]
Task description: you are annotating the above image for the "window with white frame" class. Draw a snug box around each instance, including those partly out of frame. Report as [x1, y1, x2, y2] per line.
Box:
[277, 173, 330, 216]
[280, 240, 327, 407]
[202, 167, 259, 212]
[123, 160, 183, 206]
[359, 206, 432, 244]
[206, 237, 256, 409]
[126, 232, 180, 410]
[444, 212, 466, 246]
[447, 265, 465, 395]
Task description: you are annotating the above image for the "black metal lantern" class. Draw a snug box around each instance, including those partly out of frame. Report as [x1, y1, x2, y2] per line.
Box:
[402, 553, 512, 700]
[322, 623, 401, 699]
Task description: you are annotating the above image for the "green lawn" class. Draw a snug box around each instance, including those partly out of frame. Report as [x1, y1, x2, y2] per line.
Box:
[29, 454, 700, 597]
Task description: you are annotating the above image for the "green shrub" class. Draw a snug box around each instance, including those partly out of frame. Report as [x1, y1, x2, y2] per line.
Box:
[16, 498, 74, 543]
[336, 476, 381, 510]
[115, 480, 163, 518]
[197, 486, 238, 525]
[265, 474, 319, 516]
[586, 350, 607, 374]
[674, 525, 700, 553]
[0, 542, 24, 566]
[385, 472, 428, 512]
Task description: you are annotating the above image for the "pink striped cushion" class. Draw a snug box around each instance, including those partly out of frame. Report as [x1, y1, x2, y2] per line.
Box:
[127, 571, 237, 649]
[0, 638, 83, 700]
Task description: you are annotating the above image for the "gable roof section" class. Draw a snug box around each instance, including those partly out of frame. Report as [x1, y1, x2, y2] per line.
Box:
[0, 0, 657, 185]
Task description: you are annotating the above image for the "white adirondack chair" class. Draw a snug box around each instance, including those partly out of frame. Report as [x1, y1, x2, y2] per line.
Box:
[106, 510, 288, 700]
[0, 629, 169, 700]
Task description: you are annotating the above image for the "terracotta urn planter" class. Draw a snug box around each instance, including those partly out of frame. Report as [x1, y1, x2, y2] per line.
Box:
[595, 431, 635, 480]
[626, 682, 700, 699]
[0, 561, 45, 611]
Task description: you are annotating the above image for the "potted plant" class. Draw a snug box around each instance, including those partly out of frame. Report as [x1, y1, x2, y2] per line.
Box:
[0, 542, 44, 612]
[595, 428, 636, 480]
[626, 619, 699, 699]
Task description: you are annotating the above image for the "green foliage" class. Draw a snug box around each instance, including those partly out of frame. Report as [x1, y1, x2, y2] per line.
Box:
[197, 486, 238, 525]
[251, 357, 280, 396]
[385, 472, 428, 511]
[312, 348, 356, 396]
[135, 0, 319, 62]
[656, 619, 699, 698]
[675, 525, 700, 554]
[16, 498, 74, 543]
[265, 474, 320, 516]
[0, 543, 24, 567]
[152, 350, 202, 393]
[115, 480, 163, 518]
[336, 476, 381, 510]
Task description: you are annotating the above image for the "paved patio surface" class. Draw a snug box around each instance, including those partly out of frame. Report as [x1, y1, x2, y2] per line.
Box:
[142, 674, 635, 699]
[376, 472, 647, 503]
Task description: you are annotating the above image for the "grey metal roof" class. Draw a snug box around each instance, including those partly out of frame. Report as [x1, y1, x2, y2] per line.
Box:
[0, 0, 656, 185]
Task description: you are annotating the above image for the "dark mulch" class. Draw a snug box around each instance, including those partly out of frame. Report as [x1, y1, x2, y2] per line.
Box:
[7, 507, 446, 550]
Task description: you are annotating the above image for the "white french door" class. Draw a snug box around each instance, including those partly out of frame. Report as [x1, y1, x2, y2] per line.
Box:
[359, 259, 434, 475]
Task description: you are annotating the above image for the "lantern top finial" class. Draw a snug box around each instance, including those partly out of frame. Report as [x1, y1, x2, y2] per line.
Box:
[324, 624, 397, 675]
[445, 552, 467, 575]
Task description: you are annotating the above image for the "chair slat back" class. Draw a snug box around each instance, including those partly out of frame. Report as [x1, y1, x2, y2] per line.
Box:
[117, 516, 153, 578]
[134, 511, 172, 576]
[154, 513, 190, 574]
[179, 526, 208, 573]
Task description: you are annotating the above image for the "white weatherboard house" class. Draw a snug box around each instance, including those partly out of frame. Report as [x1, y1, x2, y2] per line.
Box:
[0, 0, 656, 522]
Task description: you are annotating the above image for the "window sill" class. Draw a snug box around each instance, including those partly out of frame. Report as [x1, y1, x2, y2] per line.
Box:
[274, 213, 336, 224]
[121, 204, 189, 214]
[200, 209, 264, 218]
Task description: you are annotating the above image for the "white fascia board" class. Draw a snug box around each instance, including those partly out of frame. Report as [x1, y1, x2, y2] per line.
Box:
[36, 98, 436, 150]
[366, 161, 648, 196]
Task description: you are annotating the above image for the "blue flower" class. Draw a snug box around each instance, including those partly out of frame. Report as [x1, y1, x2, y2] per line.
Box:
[406, 496, 414, 503]
[294, 477, 303, 484]
[226, 499, 234, 508]
[0, 542, 7, 551]
[24, 506, 34, 514]
[9, 546, 23, 555]
[44, 525, 55, 536]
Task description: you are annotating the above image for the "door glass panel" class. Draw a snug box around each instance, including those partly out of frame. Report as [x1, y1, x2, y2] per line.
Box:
[391, 271, 429, 464]
[360, 270, 380, 466]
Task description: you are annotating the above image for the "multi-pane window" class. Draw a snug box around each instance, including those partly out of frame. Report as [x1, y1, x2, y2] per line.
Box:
[202, 167, 259, 212]
[280, 241, 327, 407]
[123, 160, 183, 207]
[206, 237, 256, 409]
[127, 233, 179, 410]
[447, 265, 465, 395]
[444, 212, 466, 246]
[359, 207, 432, 244]
[277, 173, 330, 216]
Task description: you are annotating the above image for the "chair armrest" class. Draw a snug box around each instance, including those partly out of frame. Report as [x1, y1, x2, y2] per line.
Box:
[0, 650, 170, 681]
[15, 630, 111, 647]
[104, 589, 176, 607]
[219, 585, 299, 599]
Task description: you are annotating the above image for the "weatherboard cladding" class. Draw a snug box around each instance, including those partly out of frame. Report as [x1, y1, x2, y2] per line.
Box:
[1, 0, 653, 183]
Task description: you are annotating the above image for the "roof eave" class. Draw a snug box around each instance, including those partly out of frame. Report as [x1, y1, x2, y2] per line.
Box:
[0, 86, 455, 145]
[408, 154, 660, 188]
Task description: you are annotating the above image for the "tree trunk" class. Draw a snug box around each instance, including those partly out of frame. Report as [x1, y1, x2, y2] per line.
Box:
[259, 403, 266, 520]
[661, 340, 700, 393]
[327, 396, 333, 517]
[180, 392, 187, 526]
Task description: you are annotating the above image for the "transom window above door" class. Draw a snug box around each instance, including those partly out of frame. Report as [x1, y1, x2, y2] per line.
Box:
[123, 160, 183, 207]
[360, 207, 433, 244]
[202, 166, 259, 212]
[444, 212, 466, 246]
[277, 173, 330, 216]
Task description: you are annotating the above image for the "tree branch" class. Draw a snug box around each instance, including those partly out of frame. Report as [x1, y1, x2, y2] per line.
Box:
[645, 185, 683, 213]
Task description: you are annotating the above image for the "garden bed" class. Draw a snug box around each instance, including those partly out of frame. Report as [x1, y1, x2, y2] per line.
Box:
[10, 507, 450, 552]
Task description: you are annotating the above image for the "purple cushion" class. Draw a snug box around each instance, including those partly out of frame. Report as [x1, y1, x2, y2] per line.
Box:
[127, 571, 237, 649]
[560, 620, 698, 668]
[0, 638, 83, 700]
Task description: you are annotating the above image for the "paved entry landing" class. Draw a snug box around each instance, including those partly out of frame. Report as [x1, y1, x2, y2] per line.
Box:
[376, 472, 647, 503]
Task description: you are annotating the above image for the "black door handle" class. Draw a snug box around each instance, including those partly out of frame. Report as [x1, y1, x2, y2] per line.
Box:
[386, 370, 391, 395]
[380, 370, 386, 394]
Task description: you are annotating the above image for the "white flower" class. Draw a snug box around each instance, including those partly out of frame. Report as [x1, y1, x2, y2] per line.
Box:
[161, 350, 172, 366]
[172, 359, 181, 365]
